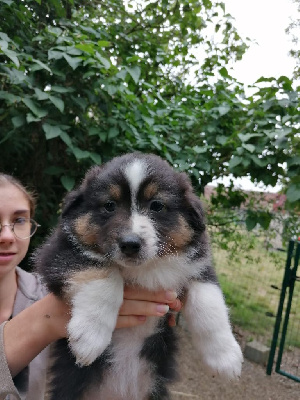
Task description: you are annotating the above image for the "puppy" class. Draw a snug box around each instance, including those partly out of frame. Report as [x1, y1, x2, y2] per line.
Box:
[35, 152, 243, 400]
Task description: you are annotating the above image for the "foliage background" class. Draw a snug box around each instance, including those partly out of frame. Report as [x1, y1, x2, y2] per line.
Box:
[0, 0, 299, 256]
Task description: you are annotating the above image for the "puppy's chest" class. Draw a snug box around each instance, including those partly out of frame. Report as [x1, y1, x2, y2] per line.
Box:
[83, 319, 159, 400]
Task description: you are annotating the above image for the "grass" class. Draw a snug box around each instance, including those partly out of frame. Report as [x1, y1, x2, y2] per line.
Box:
[213, 235, 300, 348]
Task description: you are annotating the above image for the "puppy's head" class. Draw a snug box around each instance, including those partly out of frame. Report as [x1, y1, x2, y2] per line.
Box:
[61, 153, 206, 267]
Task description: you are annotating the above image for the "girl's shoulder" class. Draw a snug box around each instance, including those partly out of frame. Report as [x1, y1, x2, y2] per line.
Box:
[15, 267, 48, 303]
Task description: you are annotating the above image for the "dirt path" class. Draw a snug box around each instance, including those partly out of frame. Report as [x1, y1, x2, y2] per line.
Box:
[170, 325, 299, 400]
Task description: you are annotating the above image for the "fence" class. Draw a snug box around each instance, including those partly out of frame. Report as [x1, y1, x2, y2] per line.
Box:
[214, 235, 299, 381]
[267, 240, 300, 382]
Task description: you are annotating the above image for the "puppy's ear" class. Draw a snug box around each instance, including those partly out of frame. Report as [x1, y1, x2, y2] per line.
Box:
[185, 192, 206, 232]
[61, 189, 83, 218]
[179, 173, 206, 233]
[61, 165, 102, 218]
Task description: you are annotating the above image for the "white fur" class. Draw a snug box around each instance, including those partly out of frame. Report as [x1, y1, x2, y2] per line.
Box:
[122, 255, 211, 291]
[67, 268, 124, 366]
[124, 160, 146, 206]
[131, 212, 158, 258]
[85, 318, 159, 400]
[183, 281, 243, 379]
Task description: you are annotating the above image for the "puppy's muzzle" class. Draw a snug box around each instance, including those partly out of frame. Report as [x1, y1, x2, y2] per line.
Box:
[119, 234, 142, 256]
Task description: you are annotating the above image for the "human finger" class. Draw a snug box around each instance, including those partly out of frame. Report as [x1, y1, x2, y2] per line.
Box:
[115, 315, 147, 329]
[169, 298, 182, 312]
[119, 299, 170, 317]
[123, 286, 177, 304]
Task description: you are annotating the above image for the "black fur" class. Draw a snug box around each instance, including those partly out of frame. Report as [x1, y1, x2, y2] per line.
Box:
[34, 152, 242, 399]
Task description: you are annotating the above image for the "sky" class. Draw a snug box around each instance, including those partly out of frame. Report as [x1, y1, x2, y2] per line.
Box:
[224, 0, 297, 86]
[211, 0, 298, 192]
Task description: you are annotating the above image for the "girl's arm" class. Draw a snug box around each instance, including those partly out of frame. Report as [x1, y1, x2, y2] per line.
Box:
[3, 290, 181, 377]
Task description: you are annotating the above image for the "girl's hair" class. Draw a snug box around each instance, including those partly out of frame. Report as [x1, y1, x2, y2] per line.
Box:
[0, 174, 37, 217]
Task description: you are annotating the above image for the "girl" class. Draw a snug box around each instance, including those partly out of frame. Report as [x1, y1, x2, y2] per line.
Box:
[0, 174, 181, 400]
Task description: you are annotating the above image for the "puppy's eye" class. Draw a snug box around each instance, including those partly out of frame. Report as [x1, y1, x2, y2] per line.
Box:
[150, 200, 165, 212]
[104, 201, 116, 212]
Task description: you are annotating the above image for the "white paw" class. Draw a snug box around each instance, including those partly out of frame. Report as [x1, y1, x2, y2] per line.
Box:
[201, 334, 243, 380]
[67, 315, 114, 367]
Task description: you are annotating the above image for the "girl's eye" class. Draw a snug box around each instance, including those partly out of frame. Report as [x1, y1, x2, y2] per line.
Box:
[150, 200, 165, 212]
[14, 217, 27, 225]
[104, 201, 116, 212]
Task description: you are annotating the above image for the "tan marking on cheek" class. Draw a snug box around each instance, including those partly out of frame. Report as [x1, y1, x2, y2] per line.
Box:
[168, 216, 193, 250]
[109, 184, 121, 200]
[143, 182, 158, 200]
[74, 213, 99, 246]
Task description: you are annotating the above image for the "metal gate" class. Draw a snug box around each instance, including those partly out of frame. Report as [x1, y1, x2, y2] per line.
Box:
[266, 239, 300, 382]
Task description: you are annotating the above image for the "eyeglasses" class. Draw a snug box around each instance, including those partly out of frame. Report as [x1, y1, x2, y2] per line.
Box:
[0, 218, 40, 240]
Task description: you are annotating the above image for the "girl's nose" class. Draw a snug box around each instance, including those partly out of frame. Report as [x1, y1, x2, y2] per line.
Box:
[0, 224, 16, 242]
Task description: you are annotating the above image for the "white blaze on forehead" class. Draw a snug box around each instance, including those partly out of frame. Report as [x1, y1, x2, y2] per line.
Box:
[124, 159, 147, 198]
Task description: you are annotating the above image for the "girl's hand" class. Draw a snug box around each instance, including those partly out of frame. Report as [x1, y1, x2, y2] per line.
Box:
[116, 286, 182, 328]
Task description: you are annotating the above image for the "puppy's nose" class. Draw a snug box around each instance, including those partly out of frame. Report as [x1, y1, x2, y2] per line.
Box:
[119, 235, 141, 255]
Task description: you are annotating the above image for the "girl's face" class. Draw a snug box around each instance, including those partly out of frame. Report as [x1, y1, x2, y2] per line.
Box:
[0, 183, 31, 279]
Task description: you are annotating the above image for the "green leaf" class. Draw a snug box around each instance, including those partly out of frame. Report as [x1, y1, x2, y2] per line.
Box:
[126, 66, 141, 84]
[75, 43, 95, 54]
[11, 115, 25, 128]
[116, 69, 127, 80]
[193, 146, 207, 154]
[286, 184, 300, 203]
[71, 147, 90, 159]
[219, 67, 229, 78]
[216, 135, 227, 145]
[95, 52, 111, 69]
[48, 50, 64, 60]
[218, 104, 230, 116]
[22, 98, 48, 118]
[63, 54, 82, 70]
[0, 0, 13, 5]
[229, 156, 243, 169]
[245, 215, 257, 231]
[142, 116, 154, 126]
[97, 41, 111, 48]
[51, 86, 75, 93]
[61, 175, 75, 191]
[242, 143, 255, 153]
[32, 59, 52, 73]
[1, 48, 19, 67]
[108, 127, 119, 139]
[257, 213, 272, 230]
[0, 40, 8, 51]
[60, 131, 72, 147]
[238, 133, 262, 142]
[0, 91, 21, 104]
[89, 152, 102, 164]
[26, 113, 41, 123]
[49, 95, 64, 112]
[42, 123, 64, 139]
[34, 88, 49, 100]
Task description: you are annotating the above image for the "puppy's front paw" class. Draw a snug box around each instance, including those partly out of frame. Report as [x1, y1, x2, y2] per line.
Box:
[201, 334, 243, 380]
[67, 316, 113, 367]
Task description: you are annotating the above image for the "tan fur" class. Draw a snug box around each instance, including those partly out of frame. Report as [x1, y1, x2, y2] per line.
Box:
[73, 214, 99, 246]
[143, 182, 158, 200]
[66, 268, 110, 300]
[109, 184, 122, 200]
[168, 215, 193, 249]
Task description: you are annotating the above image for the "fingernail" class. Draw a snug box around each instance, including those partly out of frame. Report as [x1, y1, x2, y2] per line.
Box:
[156, 304, 169, 315]
[165, 291, 177, 301]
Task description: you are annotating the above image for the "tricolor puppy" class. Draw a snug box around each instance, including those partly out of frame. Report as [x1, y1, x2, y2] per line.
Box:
[35, 152, 243, 400]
